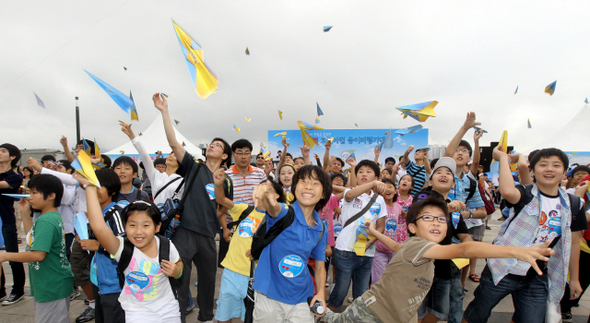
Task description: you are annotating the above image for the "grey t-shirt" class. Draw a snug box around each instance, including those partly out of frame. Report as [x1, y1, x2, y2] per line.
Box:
[115, 187, 150, 209]
[180, 152, 233, 238]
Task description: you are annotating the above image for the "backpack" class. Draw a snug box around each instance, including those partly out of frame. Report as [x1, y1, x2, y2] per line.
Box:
[250, 206, 296, 260]
[227, 205, 255, 230]
[116, 234, 178, 298]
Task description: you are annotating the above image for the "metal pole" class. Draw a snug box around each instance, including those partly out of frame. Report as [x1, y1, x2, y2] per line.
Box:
[75, 96, 80, 143]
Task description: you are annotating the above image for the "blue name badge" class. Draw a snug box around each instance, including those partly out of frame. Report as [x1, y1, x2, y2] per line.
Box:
[278, 255, 304, 278]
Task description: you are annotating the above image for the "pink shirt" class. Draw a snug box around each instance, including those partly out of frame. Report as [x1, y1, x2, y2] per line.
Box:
[376, 195, 413, 254]
[319, 195, 339, 246]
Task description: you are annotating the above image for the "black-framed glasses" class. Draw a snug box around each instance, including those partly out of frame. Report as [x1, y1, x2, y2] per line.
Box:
[416, 214, 448, 223]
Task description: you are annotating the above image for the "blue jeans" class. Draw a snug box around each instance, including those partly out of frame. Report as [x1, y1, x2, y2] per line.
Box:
[418, 264, 463, 322]
[464, 265, 548, 323]
[328, 249, 373, 308]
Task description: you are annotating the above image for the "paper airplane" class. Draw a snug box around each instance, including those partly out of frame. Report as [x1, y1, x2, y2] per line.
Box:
[323, 26, 333, 32]
[1, 193, 30, 199]
[138, 132, 142, 136]
[514, 86, 518, 95]
[233, 124, 240, 132]
[245, 117, 251, 122]
[473, 126, 488, 134]
[72, 212, 90, 242]
[315, 117, 320, 124]
[161, 93, 169, 98]
[355, 123, 359, 127]
[586, 98, 589, 104]
[298, 120, 324, 130]
[245, 47, 250, 55]
[527, 119, 532, 129]
[383, 129, 394, 149]
[395, 124, 423, 136]
[182, 141, 186, 147]
[172, 21, 218, 100]
[278, 110, 283, 120]
[33, 92, 46, 109]
[85, 70, 138, 121]
[92, 138, 104, 169]
[396, 100, 438, 122]
[274, 132, 287, 137]
[317, 102, 324, 116]
[325, 136, 334, 143]
[123, 66, 128, 71]
[174, 119, 180, 125]
[70, 151, 100, 188]
[545, 80, 557, 96]
[82, 139, 92, 156]
[499, 130, 508, 152]
[260, 144, 270, 159]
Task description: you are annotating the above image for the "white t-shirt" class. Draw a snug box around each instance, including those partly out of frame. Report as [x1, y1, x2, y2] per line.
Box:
[335, 188, 388, 257]
[509, 195, 560, 276]
[113, 236, 180, 312]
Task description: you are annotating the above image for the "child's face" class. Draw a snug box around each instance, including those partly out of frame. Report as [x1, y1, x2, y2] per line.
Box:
[331, 160, 342, 173]
[114, 162, 137, 185]
[28, 188, 54, 210]
[331, 176, 344, 187]
[382, 183, 397, 201]
[385, 161, 395, 168]
[452, 146, 471, 167]
[408, 206, 447, 243]
[429, 167, 454, 192]
[379, 171, 391, 180]
[532, 156, 565, 188]
[279, 167, 295, 188]
[125, 211, 161, 250]
[399, 175, 413, 192]
[356, 165, 377, 184]
[294, 174, 323, 208]
[285, 156, 294, 165]
[572, 170, 589, 186]
[294, 158, 305, 171]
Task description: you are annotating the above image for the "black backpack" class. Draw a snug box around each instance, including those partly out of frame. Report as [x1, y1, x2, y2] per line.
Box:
[116, 234, 178, 298]
[227, 205, 255, 230]
[250, 206, 296, 260]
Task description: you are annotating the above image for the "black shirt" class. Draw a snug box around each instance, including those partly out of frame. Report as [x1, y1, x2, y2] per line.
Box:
[0, 169, 23, 225]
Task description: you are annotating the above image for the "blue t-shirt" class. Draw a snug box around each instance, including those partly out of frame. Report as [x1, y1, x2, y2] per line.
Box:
[253, 201, 328, 305]
[406, 160, 426, 198]
[448, 172, 485, 228]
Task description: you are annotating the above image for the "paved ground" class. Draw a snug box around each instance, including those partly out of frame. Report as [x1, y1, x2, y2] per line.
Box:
[0, 209, 588, 322]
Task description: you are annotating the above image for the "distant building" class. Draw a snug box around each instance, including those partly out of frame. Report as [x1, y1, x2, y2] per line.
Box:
[19, 148, 65, 166]
[428, 145, 447, 160]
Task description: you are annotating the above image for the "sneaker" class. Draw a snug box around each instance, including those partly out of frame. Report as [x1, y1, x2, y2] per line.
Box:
[75, 307, 95, 323]
[70, 288, 81, 301]
[347, 296, 354, 303]
[562, 311, 573, 323]
[2, 293, 24, 306]
[84, 298, 89, 305]
[186, 302, 196, 314]
[0, 293, 7, 302]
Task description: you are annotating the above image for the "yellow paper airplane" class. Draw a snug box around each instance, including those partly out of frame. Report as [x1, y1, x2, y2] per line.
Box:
[396, 100, 438, 122]
[245, 117, 251, 122]
[274, 132, 287, 137]
[71, 151, 101, 188]
[278, 110, 283, 120]
[233, 124, 240, 132]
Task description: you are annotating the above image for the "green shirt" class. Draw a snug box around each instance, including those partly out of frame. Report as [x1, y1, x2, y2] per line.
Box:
[28, 211, 74, 302]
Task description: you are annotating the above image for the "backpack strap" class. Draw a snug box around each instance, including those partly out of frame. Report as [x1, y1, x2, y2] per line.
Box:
[155, 234, 179, 299]
[466, 176, 477, 202]
[343, 193, 379, 229]
[154, 177, 183, 200]
[177, 163, 202, 215]
[136, 187, 142, 201]
[227, 205, 255, 230]
[568, 193, 581, 221]
[117, 237, 135, 288]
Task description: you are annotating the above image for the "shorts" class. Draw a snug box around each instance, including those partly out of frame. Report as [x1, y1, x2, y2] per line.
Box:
[253, 291, 314, 323]
[418, 276, 451, 320]
[125, 299, 180, 323]
[215, 268, 249, 321]
[35, 297, 70, 323]
[70, 239, 94, 286]
[468, 224, 485, 241]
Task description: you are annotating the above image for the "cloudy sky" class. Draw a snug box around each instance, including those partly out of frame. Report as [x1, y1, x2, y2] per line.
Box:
[2, 0, 590, 156]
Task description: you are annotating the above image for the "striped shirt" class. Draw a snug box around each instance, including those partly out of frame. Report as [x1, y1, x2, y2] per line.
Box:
[225, 165, 267, 206]
[405, 160, 426, 198]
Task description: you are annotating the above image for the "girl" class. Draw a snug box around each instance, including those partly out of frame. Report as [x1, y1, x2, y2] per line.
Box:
[253, 165, 331, 322]
[379, 168, 393, 180]
[119, 121, 183, 208]
[396, 174, 414, 220]
[75, 173, 183, 323]
[22, 166, 34, 188]
[372, 178, 405, 284]
[278, 163, 296, 204]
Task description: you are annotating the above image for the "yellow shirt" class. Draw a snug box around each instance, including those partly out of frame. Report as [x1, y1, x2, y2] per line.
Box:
[221, 203, 265, 276]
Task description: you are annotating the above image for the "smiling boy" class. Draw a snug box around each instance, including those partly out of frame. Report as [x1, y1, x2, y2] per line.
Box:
[463, 147, 588, 323]
[112, 156, 150, 209]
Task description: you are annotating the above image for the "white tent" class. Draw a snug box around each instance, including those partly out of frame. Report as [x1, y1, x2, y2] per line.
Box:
[104, 115, 204, 159]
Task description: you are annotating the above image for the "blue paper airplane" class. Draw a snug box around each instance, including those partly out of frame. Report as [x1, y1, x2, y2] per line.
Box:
[585, 97, 589, 104]
[545, 80, 557, 96]
[396, 100, 438, 122]
[473, 126, 488, 134]
[395, 124, 423, 136]
[85, 70, 139, 121]
[323, 26, 333, 32]
[317, 102, 324, 116]
[514, 86, 518, 95]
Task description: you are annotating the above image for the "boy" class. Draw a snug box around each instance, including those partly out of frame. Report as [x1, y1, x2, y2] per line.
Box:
[327, 160, 387, 312]
[463, 147, 588, 323]
[319, 196, 554, 323]
[401, 145, 431, 197]
[567, 165, 590, 194]
[112, 156, 150, 208]
[0, 174, 74, 322]
[0, 143, 25, 305]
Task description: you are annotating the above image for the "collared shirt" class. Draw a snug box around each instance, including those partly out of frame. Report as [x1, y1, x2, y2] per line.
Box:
[405, 160, 426, 198]
[225, 164, 266, 206]
[449, 171, 485, 228]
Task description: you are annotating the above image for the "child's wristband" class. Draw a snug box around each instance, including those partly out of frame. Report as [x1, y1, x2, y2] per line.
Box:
[174, 266, 183, 279]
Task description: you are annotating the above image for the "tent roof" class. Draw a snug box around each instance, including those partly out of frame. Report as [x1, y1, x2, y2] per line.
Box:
[533, 105, 590, 152]
[104, 115, 203, 158]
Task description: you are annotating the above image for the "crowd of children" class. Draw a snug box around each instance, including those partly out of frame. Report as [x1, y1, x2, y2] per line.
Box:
[0, 96, 589, 323]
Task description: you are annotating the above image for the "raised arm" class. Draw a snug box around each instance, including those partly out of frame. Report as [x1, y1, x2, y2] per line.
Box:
[470, 129, 483, 175]
[402, 145, 414, 166]
[514, 153, 533, 185]
[153, 93, 186, 163]
[213, 169, 234, 210]
[365, 221, 402, 252]
[120, 120, 157, 182]
[374, 147, 380, 165]
[443, 112, 480, 158]
[345, 180, 386, 202]
[19, 198, 34, 234]
[345, 157, 357, 188]
[277, 137, 289, 170]
[74, 174, 121, 255]
[494, 146, 521, 204]
[60, 136, 76, 162]
[323, 140, 332, 172]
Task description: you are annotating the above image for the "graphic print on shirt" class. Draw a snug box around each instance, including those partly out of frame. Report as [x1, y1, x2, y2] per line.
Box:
[369, 202, 381, 216]
[385, 218, 397, 232]
[333, 223, 342, 235]
[124, 257, 162, 301]
[278, 255, 305, 278]
[237, 216, 261, 237]
[205, 183, 215, 200]
[534, 209, 562, 244]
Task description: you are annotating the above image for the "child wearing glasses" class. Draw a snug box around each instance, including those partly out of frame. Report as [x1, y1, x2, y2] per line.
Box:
[319, 195, 554, 322]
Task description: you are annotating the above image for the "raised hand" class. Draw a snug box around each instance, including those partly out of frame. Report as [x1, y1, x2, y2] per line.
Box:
[152, 93, 168, 111]
[119, 120, 135, 139]
[462, 112, 481, 129]
[60, 136, 68, 148]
